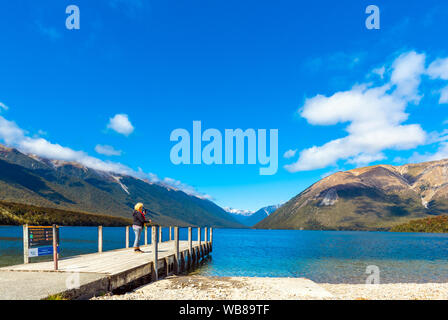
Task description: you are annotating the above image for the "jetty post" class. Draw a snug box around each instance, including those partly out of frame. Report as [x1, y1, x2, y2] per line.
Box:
[210, 227, 213, 252]
[144, 225, 148, 246]
[52, 224, 58, 271]
[169, 227, 172, 241]
[125, 226, 129, 248]
[197, 227, 202, 258]
[158, 226, 162, 243]
[204, 227, 208, 254]
[188, 227, 192, 266]
[174, 227, 179, 273]
[151, 225, 158, 280]
[23, 224, 29, 264]
[98, 226, 103, 253]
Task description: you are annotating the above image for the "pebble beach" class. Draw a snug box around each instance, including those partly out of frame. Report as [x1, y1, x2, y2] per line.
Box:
[92, 275, 448, 300]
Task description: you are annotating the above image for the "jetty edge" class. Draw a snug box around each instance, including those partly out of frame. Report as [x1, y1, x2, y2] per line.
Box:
[0, 225, 213, 300]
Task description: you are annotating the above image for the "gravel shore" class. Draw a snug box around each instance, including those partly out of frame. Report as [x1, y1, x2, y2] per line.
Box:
[321, 283, 448, 300]
[92, 275, 448, 300]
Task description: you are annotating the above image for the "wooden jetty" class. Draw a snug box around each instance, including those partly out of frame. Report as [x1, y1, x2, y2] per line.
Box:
[0, 226, 213, 300]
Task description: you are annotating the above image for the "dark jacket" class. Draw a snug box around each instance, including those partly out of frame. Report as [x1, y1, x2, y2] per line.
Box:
[132, 210, 147, 227]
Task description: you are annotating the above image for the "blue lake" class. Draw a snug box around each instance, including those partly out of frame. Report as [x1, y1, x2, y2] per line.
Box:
[1, 226, 448, 283]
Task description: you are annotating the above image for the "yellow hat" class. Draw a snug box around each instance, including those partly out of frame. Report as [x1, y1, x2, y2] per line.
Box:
[134, 203, 144, 211]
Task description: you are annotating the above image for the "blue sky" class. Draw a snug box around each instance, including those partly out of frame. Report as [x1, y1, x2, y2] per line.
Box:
[0, 0, 448, 211]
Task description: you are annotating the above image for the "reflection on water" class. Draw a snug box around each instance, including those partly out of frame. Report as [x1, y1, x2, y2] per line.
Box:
[1, 226, 448, 283]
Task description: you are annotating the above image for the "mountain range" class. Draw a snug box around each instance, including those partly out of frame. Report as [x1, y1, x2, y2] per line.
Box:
[227, 205, 281, 227]
[3, 141, 447, 231]
[256, 159, 448, 230]
[0, 144, 243, 228]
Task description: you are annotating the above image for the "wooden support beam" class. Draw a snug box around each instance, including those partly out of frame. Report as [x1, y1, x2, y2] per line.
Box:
[144, 225, 148, 246]
[181, 251, 186, 272]
[204, 227, 208, 255]
[52, 224, 58, 271]
[174, 227, 179, 273]
[98, 226, 103, 253]
[210, 227, 213, 252]
[188, 227, 192, 267]
[151, 225, 158, 280]
[125, 226, 129, 248]
[169, 227, 172, 241]
[198, 227, 203, 258]
[164, 257, 170, 276]
[23, 224, 29, 264]
[159, 226, 162, 243]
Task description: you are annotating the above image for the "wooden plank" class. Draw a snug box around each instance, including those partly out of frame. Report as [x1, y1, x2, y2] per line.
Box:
[1, 237, 203, 276]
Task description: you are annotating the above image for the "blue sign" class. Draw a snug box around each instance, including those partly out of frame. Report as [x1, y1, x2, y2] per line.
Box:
[28, 246, 60, 258]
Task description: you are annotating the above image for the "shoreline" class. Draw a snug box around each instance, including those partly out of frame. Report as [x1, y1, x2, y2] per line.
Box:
[92, 275, 448, 300]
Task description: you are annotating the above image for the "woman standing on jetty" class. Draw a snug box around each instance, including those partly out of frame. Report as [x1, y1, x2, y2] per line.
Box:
[132, 203, 151, 253]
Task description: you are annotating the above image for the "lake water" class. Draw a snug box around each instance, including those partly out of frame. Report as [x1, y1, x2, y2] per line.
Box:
[1, 226, 448, 283]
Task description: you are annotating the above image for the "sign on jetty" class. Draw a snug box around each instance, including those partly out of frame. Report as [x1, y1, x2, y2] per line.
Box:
[23, 225, 60, 270]
[0, 225, 213, 300]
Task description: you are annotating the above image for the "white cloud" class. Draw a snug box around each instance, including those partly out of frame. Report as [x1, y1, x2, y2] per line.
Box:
[0, 112, 207, 199]
[427, 57, 448, 80]
[36, 129, 47, 136]
[107, 114, 134, 136]
[410, 142, 448, 163]
[285, 51, 429, 172]
[224, 207, 253, 216]
[95, 144, 122, 156]
[439, 86, 448, 104]
[283, 149, 297, 159]
[0, 117, 26, 145]
[390, 51, 426, 100]
[372, 66, 386, 79]
[346, 152, 386, 166]
[162, 177, 212, 200]
[0, 102, 8, 111]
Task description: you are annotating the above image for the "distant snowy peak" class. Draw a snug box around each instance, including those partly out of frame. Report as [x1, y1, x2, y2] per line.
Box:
[225, 204, 282, 227]
[224, 207, 254, 216]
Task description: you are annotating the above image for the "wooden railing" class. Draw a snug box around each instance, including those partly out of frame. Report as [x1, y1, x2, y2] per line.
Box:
[97, 225, 213, 280]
